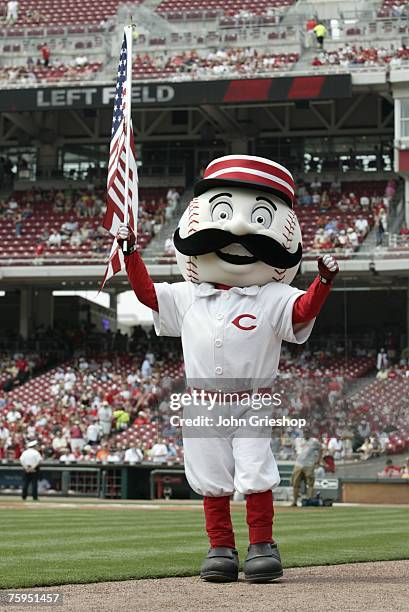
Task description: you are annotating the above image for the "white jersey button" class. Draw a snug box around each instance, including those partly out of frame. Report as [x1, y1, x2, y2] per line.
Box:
[216, 314, 223, 320]
[215, 339, 222, 347]
[215, 366, 223, 374]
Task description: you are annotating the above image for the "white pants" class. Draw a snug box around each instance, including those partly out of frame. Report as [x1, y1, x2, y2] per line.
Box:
[99, 420, 112, 435]
[183, 435, 280, 497]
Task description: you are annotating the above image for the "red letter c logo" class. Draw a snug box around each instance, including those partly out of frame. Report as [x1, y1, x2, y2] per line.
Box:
[232, 314, 257, 331]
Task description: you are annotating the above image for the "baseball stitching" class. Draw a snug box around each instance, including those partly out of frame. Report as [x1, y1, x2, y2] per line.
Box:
[186, 199, 200, 283]
[272, 210, 297, 282]
[281, 209, 297, 250]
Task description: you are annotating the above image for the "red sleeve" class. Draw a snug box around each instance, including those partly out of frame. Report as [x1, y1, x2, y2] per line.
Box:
[292, 275, 332, 324]
[125, 251, 159, 312]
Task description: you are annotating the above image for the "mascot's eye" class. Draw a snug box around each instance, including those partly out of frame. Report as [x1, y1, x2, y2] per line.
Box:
[211, 201, 233, 222]
[251, 205, 273, 228]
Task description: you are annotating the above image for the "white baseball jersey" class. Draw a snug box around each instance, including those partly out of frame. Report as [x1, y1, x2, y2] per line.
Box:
[153, 281, 315, 386]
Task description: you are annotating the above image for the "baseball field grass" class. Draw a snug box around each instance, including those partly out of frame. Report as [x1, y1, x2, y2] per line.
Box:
[0, 504, 408, 589]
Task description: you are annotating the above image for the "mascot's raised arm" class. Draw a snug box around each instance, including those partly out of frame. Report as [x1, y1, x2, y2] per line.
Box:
[117, 155, 338, 583]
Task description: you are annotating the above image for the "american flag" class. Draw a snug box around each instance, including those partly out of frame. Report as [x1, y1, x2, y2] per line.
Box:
[101, 28, 138, 289]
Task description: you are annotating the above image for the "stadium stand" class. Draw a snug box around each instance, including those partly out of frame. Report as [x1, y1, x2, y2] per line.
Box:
[0, 179, 393, 264]
[0, 186, 183, 264]
[2, 339, 407, 467]
[132, 48, 300, 80]
[377, 0, 409, 19]
[156, 0, 294, 19]
[0, 62, 102, 84]
[296, 179, 395, 255]
[311, 45, 409, 69]
[0, 0, 133, 26]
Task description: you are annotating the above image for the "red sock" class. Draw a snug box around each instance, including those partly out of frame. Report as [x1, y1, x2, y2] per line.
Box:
[203, 496, 235, 549]
[246, 490, 274, 544]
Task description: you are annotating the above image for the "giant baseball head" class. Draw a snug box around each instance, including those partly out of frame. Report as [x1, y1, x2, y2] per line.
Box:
[174, 155, 302, 287]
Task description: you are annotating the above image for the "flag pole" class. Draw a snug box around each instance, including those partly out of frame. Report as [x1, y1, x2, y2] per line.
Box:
[122, 24, 133, 253]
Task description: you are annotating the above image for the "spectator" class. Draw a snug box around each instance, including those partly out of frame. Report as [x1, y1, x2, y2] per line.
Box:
[86, 419, 101, 445]
[113, 408, 130, 431]
[20, 440, 42, 501]
[377, 348, 388, 370]
[6, 405, 21, 424]
[48, 229, 62, 247]
[15, 212, 23, 238]
[5, 0, 19, 25]
[313, 23, 327, 50]
[150, 438, 169, 463]
[69, 421, 85, 452]
[124, 445, 144, 464]
[141, 355, 152, 378]
[357, 437, 373, 460]
[51, 432, 67, 455]
[291, 430, 322, 506]
[378, 458, 402, 477]
[355, 215, 369, 237]
[98, 401, 113, 436]
[40, 43, 51, 68]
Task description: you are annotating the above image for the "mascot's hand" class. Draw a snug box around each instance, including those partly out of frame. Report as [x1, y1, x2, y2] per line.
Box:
[117, 224, 136, 255]
[318, 254, 339, 284]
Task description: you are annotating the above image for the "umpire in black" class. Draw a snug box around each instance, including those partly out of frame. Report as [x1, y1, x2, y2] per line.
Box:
[19, 440, 42, 500]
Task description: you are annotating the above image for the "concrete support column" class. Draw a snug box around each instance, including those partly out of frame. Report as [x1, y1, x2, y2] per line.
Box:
[109, 292, 118, 313]
[33, 289, 54, 330]
[19, 288, 33, 339]
[37, 143, 59, 179]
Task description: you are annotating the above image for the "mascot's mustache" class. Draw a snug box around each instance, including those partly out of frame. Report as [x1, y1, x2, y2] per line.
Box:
[173, 227, 302, 269]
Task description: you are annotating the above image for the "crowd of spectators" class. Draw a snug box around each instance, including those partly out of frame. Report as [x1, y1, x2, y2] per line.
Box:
[273, 342, 408, 469]
[0, 59, 102, 86]
[295, 178, 396, 253]
[0, 186, 181, 263]
[1, 327, 407, 479]
[312, 44, 409, 69]
[133, 48, 299, 80]
[0, 328, 184, 464]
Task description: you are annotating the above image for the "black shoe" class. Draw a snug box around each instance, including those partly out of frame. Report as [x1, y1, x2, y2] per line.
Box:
[200, 547, 239, 582]
[244, 543, 283, 583]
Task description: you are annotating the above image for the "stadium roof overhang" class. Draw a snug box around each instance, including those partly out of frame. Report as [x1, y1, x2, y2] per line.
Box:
[0, 74, 395, 146]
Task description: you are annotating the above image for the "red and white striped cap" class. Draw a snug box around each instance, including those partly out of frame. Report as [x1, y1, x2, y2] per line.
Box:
[194, 155, 295, 208]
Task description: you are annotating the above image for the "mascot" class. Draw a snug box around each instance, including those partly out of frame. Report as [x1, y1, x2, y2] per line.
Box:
[117, 155, 338, 583]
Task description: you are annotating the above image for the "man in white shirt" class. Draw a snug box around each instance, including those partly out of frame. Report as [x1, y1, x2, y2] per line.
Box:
[355, 215, 368, 236]
[141, 356, 152, 378]
[86, 420, 101, 445]
[6, 1, 19, 25]
[291, 430, 322, 505]
[124, 446, 144, 464]
[0, 422, 10, 446]
[150, 440, 169, 463]
[6, 407, 21, 424]
[20, 440, 42, 500]
[98, 402, 112, 436]
[51, 432, 68, 455]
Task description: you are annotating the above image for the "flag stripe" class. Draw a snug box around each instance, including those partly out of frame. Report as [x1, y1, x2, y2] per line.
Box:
[101, 28, 138, 289]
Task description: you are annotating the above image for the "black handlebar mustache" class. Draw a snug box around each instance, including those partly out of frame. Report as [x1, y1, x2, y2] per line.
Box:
[173, 227, 302, 269]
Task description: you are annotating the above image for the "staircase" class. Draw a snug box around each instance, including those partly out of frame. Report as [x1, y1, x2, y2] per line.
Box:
[142, 187, 193, 263]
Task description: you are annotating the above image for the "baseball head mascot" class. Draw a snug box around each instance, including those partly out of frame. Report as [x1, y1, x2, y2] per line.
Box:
[118, 155, 338, 583]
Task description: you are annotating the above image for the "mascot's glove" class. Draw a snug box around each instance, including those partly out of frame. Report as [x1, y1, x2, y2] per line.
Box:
[318, 254, 339, 284]
[117, 224, 136, 256]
